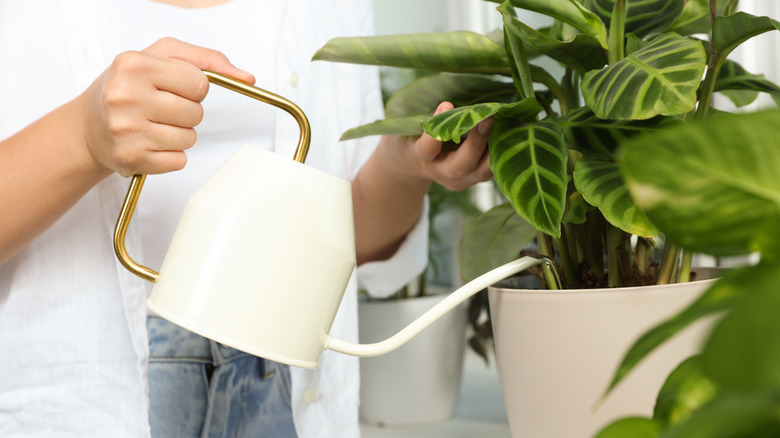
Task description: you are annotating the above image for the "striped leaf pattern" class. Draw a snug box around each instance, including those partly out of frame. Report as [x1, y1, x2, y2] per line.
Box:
[573, 157, 658, 237]
[339, 115, 428, 141]
[713, 12, 780, 59]
[715, 60, 780, 108]
[422, 98, 542, 143]
[507, 0, 608, 48]
[581, 32, 706, 120]
[620, 109, 780, 256]
[501, 4, 608, 74]
[668, 0, 732, 36]
[458, 202, 537, 282]
[561, 107, 678, 159]
[312, 31, 510, 74]
[586, 0, 684, 37]
[499, 0, 536, 98]
[386, 74, 518, 118]
[489, 118, 567, 237]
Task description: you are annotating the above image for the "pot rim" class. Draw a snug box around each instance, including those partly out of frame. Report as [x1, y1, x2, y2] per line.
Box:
[489, 266, 726, 295]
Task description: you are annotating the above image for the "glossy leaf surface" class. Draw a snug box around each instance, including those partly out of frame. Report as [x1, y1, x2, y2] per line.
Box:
[385, 74, 517, 118]
[581, 32, 706, 120]
[573, 157, 658, 237]
[339, 115, 428, 141]
[620, 110, 780, 256]
[586, 0, 684, 37]
[489, 118, 567, 237]
[312, 31, 510, 74]
[458, 203, 537, 282]
[653, 356, 718, 427]
[713, 12, 780, 59]
[561, 107, 677, 159]
[500, 2, 608, 74]
[701, 263, 780, 392]
[507, 0, 608, 48]
[422, 98, 542, 143]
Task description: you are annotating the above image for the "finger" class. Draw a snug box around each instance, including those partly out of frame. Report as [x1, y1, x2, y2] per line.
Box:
[145, 123, 198, 152]
[134, 150, 189, 176]
[443, 118, 493, 178]
[146, 37, 256, 84]
[416, 101, 455, 161]
[146, 90, 205, 128]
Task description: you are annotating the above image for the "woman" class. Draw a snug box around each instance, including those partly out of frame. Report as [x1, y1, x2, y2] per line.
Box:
[0, 0, 493, 436]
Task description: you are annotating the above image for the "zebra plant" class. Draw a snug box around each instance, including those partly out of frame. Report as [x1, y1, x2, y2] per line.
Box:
[314, 0, 779, 291]
[316, 1, 780, 435]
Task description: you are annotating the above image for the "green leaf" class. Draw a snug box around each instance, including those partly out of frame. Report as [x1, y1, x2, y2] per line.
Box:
[561, 190, 594, 224]
[668, 0, 732, 36]
[653, 356, 719, 428]
[385, 73, 518, 118]
[489, 118, 567, 237]
[573, 157, 658, 236]
[659, 391, 780, 438]
[604, 269, 740, 397]
[714, 60, 780, 109]
[458, 202, 537, 282]
[561, 107, 678, 160]
[620, 110, 780, 257]
[713, 12, 780, 60]
[594, 417, 662, 438]
[701, 262, 780, 392]
[422, 98, 543, 144]
[339, 115, 428, 141]
[499, 0, 536, 98]
[312, 31, 510, 74]
[506, 0, 608, 49]
[499, 2, 608, 74]
[581, 32, 706, 120]
[585, 0, 685, 37]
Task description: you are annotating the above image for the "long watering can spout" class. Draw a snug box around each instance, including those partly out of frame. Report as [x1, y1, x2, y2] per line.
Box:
[326, 256, 558, 358]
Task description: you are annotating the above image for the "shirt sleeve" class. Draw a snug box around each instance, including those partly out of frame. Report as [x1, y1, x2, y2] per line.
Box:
[356, 196, 429, 299]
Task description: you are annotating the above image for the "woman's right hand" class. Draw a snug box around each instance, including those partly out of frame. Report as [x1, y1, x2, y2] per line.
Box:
[78, 37, 255, 177]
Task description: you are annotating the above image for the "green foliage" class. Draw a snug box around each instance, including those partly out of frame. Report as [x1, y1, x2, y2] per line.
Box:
[315, 3, 780, 434]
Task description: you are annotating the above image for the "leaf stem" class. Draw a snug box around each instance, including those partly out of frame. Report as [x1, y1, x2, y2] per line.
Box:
[678, 250, 694, 282]
[607, 224, 625, 288]
[657, 242, 680, 285]
[608, 0, 627, 64]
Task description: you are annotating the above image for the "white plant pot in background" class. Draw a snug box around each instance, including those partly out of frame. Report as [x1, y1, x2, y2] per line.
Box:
[358, 293, 468, 426]
[489, 268, 721, 438]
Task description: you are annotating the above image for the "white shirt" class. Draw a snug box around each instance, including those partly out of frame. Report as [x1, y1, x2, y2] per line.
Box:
[0, 1, 428, 436]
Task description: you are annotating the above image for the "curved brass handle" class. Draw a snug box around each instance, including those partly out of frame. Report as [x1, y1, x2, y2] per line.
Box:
[113, 71, 312, 283]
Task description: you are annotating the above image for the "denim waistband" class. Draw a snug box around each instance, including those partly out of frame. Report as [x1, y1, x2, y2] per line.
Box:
[147, 316, 252, 364]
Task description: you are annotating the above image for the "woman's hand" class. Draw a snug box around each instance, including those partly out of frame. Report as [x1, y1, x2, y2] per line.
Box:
[377, 102, 494, 191]
[78, 37, 256, 177]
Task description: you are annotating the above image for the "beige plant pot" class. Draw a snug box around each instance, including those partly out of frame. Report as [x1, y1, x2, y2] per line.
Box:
[488, 269, 720, 438]
[358, 293, 467, 426]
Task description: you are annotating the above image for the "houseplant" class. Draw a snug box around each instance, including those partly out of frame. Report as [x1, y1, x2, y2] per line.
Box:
[313, 0, 780, 435]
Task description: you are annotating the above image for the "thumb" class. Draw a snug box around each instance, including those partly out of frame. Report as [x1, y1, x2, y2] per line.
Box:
[145, 37, 256, 84]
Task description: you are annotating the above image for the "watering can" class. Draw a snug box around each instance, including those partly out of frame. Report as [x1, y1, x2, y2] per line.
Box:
[114, 71, 559, 368]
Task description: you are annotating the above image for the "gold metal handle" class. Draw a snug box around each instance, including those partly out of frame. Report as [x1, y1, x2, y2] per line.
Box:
[113, 71, 312, 283]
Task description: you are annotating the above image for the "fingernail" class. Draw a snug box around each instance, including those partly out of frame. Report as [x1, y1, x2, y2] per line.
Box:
[477, 118, 494, 136]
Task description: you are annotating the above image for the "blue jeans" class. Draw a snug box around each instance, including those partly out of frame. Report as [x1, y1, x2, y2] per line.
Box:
[147, 317, 297, 437]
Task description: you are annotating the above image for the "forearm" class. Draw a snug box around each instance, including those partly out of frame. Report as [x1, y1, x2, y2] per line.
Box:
[0, 97, 111, 266]
[352, 136, 431, 265]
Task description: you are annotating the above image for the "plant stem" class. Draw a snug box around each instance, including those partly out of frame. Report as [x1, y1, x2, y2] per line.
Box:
[606, 224, 625, 288]
[678, 250, 694, 282]
[657, 242, 680, 285]
[554, 227, 577, 288]
[585, 212, 606, 284]
[536, 231, 553, 258]
[608, 0, 627, 64]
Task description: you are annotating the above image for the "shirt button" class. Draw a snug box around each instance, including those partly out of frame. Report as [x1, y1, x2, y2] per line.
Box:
[304, 389, 317, 403]
[289, 73, 299, 87]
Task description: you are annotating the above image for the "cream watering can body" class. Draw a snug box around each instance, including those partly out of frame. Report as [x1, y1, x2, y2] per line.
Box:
[114, 71, 557, 368]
